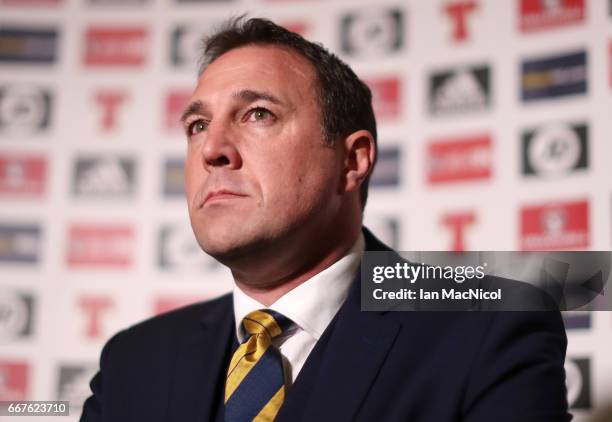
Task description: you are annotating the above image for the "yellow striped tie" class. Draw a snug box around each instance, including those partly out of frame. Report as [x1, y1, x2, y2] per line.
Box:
[224, 309, 292, 422]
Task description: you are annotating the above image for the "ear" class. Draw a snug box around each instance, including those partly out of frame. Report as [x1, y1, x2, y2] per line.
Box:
[342, 129, 376, 195]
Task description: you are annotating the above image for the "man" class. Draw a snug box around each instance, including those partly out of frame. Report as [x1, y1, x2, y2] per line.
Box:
[81, 17, 570, 422]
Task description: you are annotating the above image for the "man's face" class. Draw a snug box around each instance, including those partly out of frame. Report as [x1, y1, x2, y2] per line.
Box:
[183, 45, 344, 263]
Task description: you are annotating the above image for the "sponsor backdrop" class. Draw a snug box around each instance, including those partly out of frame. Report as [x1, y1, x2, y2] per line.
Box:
[0, 0, 611, 420]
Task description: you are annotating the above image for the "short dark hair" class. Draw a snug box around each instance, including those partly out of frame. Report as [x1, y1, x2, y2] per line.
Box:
[199, 16, 378, 209]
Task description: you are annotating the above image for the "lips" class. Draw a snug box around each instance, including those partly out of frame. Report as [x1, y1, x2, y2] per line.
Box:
[201, 189, 247, 207]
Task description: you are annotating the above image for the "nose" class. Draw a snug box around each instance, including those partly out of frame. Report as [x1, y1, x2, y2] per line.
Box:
[201, 119, 242, 170]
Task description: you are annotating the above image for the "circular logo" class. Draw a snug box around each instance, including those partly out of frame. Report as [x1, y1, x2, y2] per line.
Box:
[0, 85, 47, 136]
[347, 10, 399, 57]
[0, 291, 29, 341]
[528, 124, 581, 176]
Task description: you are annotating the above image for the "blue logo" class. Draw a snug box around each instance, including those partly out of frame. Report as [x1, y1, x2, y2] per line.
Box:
[0, 224, 41, 263]
[371, 146, 400, 187]
[163, 157, 185, 198]
[0, 27, 59, 64]
[521, 50, 587, 102]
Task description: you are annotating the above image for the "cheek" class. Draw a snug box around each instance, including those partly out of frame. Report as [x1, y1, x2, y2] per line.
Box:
[257, 150, 337, 208]
[256, 163, 294, 198]
[183, 154, 202, 200]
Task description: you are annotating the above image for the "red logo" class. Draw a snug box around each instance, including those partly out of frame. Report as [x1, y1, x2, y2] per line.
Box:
[443, 0, 478, 42]
[78, 296, 114, 339]
[153, 296, 208, 316]
[165, 90, 191, 132]
[519, 0, 585, 32]
[84, 27, 147, 67]
[441, 211, 476, 251]
[427, 134, 492, 184]
[66, 225, 134, 268]
[94, 90, 129, 132]
[364, 77, 401, 121]
[0, 361, 28, 401]
[0, 154, 46, 196]
[520, 199, 589, 250]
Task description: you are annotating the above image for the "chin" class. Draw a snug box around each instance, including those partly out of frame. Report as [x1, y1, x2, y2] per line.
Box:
[193, 224, 265, 264]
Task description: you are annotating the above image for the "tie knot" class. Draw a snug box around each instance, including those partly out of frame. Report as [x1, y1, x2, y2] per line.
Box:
[242, 309, 292, 339]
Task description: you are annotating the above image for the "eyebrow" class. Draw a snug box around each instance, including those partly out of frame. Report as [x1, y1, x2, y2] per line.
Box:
[179, 89, 284, 125]
[233, 89, 283, 106]
[180, 100, 207, 125]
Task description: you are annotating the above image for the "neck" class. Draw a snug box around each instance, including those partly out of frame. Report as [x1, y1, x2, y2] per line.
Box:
[233, 242, 355, 306]
[231, 220, 362, 306]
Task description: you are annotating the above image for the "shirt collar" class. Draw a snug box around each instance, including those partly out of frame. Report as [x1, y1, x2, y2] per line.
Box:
[232, 232, 365, 343]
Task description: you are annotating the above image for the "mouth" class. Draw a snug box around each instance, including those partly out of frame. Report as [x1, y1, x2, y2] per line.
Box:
[201, 189, 247, 207]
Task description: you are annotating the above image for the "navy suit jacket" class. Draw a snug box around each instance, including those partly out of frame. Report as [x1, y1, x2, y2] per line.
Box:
[81, 229, 571, 422]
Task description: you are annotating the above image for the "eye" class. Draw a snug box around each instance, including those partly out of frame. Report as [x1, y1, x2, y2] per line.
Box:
[245, 107, 274, 123]
[186, 119, 208, 136]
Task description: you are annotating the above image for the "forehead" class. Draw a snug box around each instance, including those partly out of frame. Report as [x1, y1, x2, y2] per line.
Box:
[195, 45, 317, 100]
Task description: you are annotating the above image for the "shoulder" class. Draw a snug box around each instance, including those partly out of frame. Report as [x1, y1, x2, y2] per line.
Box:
[103, 292, 233, 360]
[386, 306, 566, 343]
[381, 310, 568, 419]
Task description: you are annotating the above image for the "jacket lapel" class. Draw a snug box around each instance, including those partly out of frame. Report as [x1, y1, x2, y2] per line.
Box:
[167, 296, 234, 422]
[279, 229, 401, 421]
[285, 275, 400, 421]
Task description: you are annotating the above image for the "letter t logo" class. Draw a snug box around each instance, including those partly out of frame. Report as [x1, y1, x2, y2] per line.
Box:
[94, 90, 128, 132]
[441, 211, 476, 251]
[444, 0, 478, 42]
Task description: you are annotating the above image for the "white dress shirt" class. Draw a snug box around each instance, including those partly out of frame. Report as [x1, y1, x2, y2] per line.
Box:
[232, 232, 365, 385]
